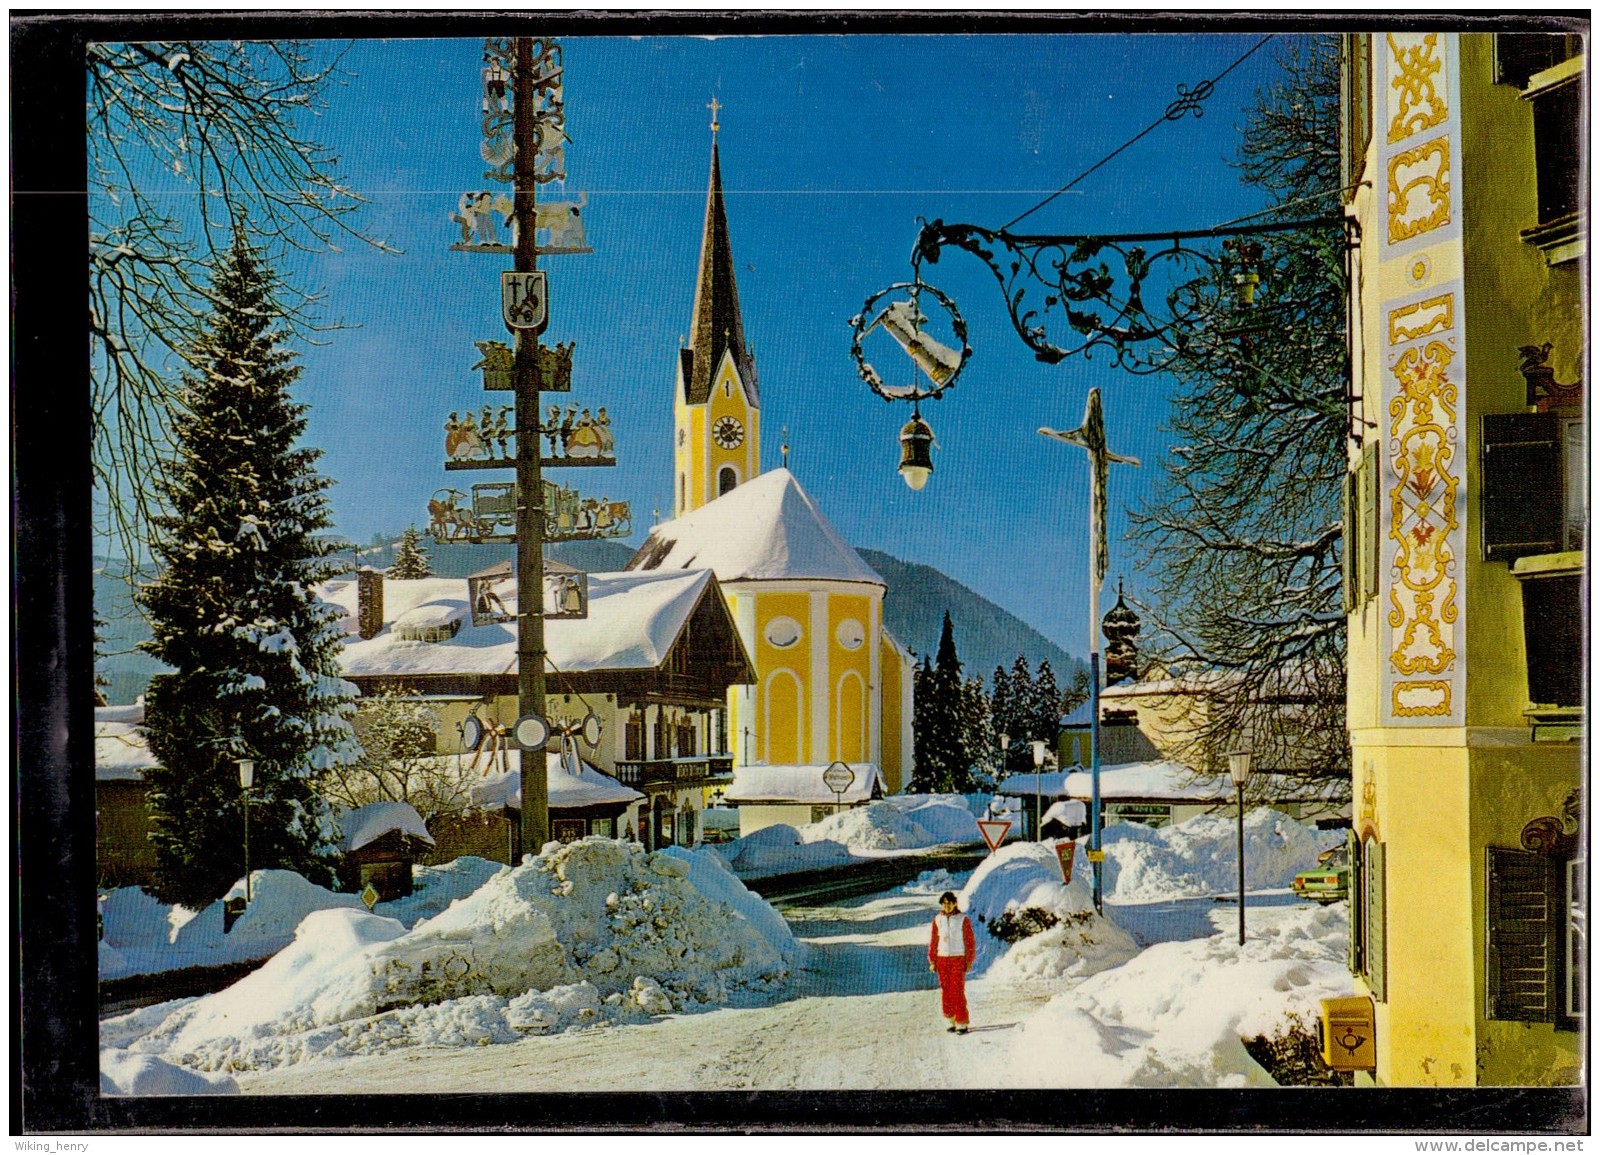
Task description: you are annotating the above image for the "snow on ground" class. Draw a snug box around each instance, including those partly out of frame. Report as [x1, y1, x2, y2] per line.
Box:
[103, 807, 1343, 1093]
[957, 843, 1142, 981]
[103, 839, 794, 1076]
[100, 857, 507, 981]
[1099, 807, 1332, 902]
[987, 900, 1352, 1088]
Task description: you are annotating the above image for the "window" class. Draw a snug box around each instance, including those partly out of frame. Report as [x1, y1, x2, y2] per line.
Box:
[1496, 34, 1582, 88]
[1486, 846, 1582, 1030]
[719, 467, 737, 496]
[1347, 833, 1387, 1001]
[1502, 37, 1587, 261]
[1340, 35, 1373, 199]
[1514, 565, 1584, 710]
[764, 616, 802, 648]
[1342, 443, 1379, 611]
[1481, 413, 1569, 561]
[625, 713, 645, 761]
[711, 707, 727, 756]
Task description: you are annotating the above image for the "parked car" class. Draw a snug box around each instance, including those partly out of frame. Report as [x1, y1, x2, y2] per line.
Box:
[1292, 844, 1351, 904]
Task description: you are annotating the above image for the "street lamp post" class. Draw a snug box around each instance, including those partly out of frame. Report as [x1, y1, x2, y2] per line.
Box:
[1031, 740, 1047, 841]
[236, 758, 254, 905]
[1228, 749, 1253, 946]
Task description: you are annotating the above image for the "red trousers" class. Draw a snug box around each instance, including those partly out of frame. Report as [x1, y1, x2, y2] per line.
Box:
[934, 956, 970, 1024]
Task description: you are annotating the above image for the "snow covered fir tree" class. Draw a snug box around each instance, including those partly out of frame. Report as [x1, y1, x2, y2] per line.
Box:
[136, 232, 359, 908]
[387, 524, 432, 579]
[911, 612, 975, 793]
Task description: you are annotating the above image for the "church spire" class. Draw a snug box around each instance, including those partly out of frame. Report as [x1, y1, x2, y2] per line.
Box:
[683, 129, 758, 407]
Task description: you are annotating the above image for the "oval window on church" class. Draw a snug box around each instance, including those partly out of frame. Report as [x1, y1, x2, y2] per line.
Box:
[836, 619, 865, 651]
[765, 616, 803, 649]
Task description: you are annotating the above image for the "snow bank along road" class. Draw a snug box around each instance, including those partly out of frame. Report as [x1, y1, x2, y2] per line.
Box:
[237, 880, 1055, 1093]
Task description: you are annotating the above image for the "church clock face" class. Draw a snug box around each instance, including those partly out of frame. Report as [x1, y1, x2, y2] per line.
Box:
[712, 416, 745, 450]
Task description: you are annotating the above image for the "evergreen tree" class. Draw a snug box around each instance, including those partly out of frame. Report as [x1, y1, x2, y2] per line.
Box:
[987, 663, 1015, 780]
[909, 656, 936, 793]
[137, 232, 358, 908]
[916, 612, 973, 793]
[1029, 659, 1063, 751]
[388, 524, 432, 580]
[996, 654, 1036, 777]
[959, 674, 997, 788]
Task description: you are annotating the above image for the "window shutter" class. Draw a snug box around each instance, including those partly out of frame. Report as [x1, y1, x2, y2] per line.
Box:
[1365, 839, 1387, 1001]
[1360, 443, 1380, 602]
[1482, 413, 1563, 561]
[1342, 469, 1358, 613]
[1347, 829, 1364, 975]
[1485, 846, 1558, 1021]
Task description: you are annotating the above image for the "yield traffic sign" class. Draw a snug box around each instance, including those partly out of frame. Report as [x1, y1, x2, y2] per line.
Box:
[977, 819, 1011, 853]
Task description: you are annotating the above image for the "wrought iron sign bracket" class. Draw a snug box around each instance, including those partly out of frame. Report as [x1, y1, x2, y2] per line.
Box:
[904, 212, 1352, 376]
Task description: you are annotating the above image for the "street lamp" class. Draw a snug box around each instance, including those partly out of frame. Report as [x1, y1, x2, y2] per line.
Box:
[1227, 749, 1253, 946]
[897, 409, 935, 491]
[998, 732, 1010, 779]
[236, 758, 255, 905]
[1031, 740, 1047, 841]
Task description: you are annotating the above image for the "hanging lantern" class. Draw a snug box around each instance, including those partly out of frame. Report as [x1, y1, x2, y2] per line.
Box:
[898, 413, 935, 491]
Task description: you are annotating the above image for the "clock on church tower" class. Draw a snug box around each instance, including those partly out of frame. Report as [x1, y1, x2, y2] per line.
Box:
[713, 416, 745, 449]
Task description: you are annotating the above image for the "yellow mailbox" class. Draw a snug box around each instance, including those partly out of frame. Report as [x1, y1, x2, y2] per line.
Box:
[1319, 996, 1376, 1071]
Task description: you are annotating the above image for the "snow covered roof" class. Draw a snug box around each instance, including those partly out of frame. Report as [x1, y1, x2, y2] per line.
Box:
[991, 769, 1076, 800]
[467, 746, 644, 812]
[95, 720, 158, 782]
[724, 763, 884, 805]
[1061, 762, 1231, 802]
[338, 802, 434, 854]
[626, 469, 884, 586]
[1043, 799, 1088, 827]
[328, 568, 727, 679]
[1060, 761, 1340, 803]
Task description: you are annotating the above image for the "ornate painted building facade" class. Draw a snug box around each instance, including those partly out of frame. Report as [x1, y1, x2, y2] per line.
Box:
[1341, 30, 1584, 1087]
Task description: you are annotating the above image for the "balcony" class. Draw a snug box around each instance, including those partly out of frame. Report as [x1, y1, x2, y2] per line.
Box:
[614, 755, 734, 790]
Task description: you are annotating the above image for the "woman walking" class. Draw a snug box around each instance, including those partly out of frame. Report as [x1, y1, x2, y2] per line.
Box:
[928, 891, 976, 1033]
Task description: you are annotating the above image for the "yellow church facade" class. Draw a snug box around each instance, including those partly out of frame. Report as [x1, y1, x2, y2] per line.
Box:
[1340, 31, 1584, 1087]
[630, 127, 916, 817]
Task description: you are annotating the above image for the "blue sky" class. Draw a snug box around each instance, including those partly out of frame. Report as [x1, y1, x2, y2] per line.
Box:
[246, 32, 1297, 659]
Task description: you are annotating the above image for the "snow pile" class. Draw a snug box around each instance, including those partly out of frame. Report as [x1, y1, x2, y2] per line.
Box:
[995, 901, 1352, 1087]
[100, 1048, 239, 1096]
[958, 842, 1140, 982]
[107, 840, 794, 1072]
[719, 824, 854, 878]
[1100, 808, 1329, 902]
[807, 792, 982, 849]
[99, 858, 508, 981]
[719, 794, 983, 875]
[100, 871, 364, 981]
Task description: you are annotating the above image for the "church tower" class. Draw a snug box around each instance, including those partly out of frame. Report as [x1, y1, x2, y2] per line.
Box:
[674, 104, 760, 516]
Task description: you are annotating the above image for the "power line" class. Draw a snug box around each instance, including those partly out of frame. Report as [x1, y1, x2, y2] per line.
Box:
[1003, 35, 1276, 233]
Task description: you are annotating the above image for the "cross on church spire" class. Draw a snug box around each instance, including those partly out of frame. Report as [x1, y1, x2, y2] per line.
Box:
[708, 96, 721, 133]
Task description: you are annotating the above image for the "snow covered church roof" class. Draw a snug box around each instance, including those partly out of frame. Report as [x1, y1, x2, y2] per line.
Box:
[327, 568, 728, 679]
[625, 469, 884, 587]
[724, 763, 884, 805]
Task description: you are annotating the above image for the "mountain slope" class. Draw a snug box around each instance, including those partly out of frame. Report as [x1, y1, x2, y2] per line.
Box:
[859, 548, 1085, 683]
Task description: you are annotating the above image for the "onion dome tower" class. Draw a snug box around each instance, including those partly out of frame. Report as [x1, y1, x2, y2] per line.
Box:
[1101, 579, 1142, 686]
